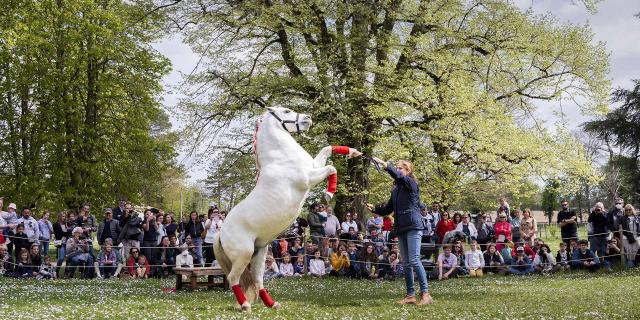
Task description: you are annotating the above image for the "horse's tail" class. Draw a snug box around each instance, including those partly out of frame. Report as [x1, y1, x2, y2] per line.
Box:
[214, 233, 258, 305]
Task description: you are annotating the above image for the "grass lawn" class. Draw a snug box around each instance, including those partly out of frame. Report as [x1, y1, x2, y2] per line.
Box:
[1, 268, 639, 319]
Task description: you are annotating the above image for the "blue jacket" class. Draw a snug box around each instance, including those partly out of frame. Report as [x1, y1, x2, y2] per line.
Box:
[375, 162, 425, 235]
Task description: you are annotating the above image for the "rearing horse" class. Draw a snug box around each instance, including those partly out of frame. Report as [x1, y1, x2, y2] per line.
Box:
[214, 107, 360, 312]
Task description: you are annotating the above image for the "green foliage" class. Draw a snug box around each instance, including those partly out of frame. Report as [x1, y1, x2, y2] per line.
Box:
[171, 0, 609, 214]
[0, 0, 177, 211]
[542, 179, 561, 223]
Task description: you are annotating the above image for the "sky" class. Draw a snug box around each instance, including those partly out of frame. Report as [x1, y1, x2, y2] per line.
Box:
[152, 0, 640, 182]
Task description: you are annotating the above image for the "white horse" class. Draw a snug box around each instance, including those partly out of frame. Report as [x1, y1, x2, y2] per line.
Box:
[213, 107, 359, 312]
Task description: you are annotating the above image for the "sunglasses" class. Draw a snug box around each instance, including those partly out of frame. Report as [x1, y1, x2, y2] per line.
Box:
[132, 251, 139, 254]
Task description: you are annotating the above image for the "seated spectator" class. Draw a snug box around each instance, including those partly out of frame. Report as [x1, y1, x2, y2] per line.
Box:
[475, 213, 493, 250]
[97, 238, 118, 279]
[126, 247, 149, 278]
[287, 237, 304, 265]
[293, 254, 305, 276]
[454, 214, 477, 243]
[555, 242, 571, 272]
[153, 236, 176, 278]
[279, 253, 295, 277]
[604, 237, 622, 270]
[29, 242, 42, 268]
[346, 243, 360, 278]
[389, 252, 403, 278]
[572, 240, 600, 272]
[65, 227, 94, 279]
[12, 248, 36, 278]
[533, 244, 557, 274]
[375, 247, 393, 280]
[176, 244, 194, 268]
[569, 239, 579, 254]
[329, 244, 350, 276]
[369, 230, 384, 255]
[508, 246, 534, 276]
[12, 224, 30, 261]
[358, 243, 378, 279]
[0, 244, 13, 276]
[183, 234, 201, 266]
[453, 243, 468, 275]
[308, 250, 326, 278]
[430, 244, 458, 280]
[465, 240, 484, 277]
[264, 255, 283, 280]
[499, 241, 513, 265]
[511, 240, 536, 261]
[37, 255, 55, 279]
[483, 243, 507, 275]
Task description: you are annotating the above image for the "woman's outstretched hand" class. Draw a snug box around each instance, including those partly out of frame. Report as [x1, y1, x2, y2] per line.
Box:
[372, 157, 387, 168]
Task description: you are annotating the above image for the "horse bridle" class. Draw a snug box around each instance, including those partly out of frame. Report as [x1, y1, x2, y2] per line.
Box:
[268, 109, 302, 134]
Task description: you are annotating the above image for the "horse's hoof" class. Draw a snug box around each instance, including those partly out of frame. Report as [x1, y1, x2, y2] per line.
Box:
[241, 302, 252, 312]
[271, 302, 281, 309]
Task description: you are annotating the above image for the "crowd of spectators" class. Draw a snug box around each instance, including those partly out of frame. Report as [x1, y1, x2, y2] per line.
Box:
[1, 196, 639, 282]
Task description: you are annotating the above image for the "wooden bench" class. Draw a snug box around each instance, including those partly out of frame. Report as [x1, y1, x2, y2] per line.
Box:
[174, 267, 228, 291]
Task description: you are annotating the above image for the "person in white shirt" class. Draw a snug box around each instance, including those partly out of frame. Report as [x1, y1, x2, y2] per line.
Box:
[431, 244, 458, 280]
[340, 212, 358, 235]
[176, 243, 194, 268]
[264, 255, 283, 280]
[323, 207, 340, 237]
[279, 253, 295, 277]
[204, 209, 223, 267]
[308, 250, 326, 277]
[465, 240, 485, 277]
[16, 207, 40, 244]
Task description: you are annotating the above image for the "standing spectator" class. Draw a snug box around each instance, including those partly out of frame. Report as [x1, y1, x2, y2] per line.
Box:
[12, 224, 30, 261]
[113, 196, 127, 222]
[465, 240, 485, 277]
[572, 239, 600, 272]
[556, 242, 571, 271]
[37, 210, 53, 256]
[521, 208, 537, 247]
[452, 212, 463, 227]
[1, 203, 19, 255]
[308, 250, 326, 278]
[165, 213, 178, 237]
[52, 212, 70, 276]
[97, 238, 119, 279]
[203, 208, 222, 267]
[366, 212, 383, 236]
[279, 253, 295, 277]
[97, 208, 121, 247]
[117, 203, 142, 261]
[351, 212, 365, 237]
[508, 247, 534, 276]
[76, 203, 97, 244]
[156, 213, 167, 245]
[341, 212, 358, 236]
[431, 244, 458, 280]
[65, 227, 94, 279]
[307, 203, 325, 246]
[587, 202, 608, 260]
[324, 207, 340, 238]
[141, 209, 159, 262]
[510, 209, 522, 243]
[16, 207, 40, 247]
[494, 212, 512, 251]
[184, 210, 204, 267]
[608, 197, 625, 240]
[381, 215, 394, 242]
[435, 211, 455, 244]
[427, 202, 442, 242]
[454, 214, 478, 243]
[483, 243, 507, 274]
[475, 213, 493, 250]
[329, 244, 350, 276]
[621, 204, 640, 267]
[263, 255, 283, 280]
[498, 198, 511, 217]
[557, 200, 578, 245]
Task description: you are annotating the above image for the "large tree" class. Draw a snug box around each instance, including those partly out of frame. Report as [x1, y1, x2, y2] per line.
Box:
[170, 0, 607, 215]
[0, 0, 177, 211]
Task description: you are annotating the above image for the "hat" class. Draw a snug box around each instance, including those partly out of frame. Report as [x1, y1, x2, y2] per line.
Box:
[209, 201, 217, 208]
[8, 203, 16, 210]
[499, 212, 507, 217]
[104, 208, 113, 214]
[72, 227, 84, 234]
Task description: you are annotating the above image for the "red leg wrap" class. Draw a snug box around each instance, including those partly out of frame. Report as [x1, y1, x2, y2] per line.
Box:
[327, 173, 337, 193]
[232, 284, 247, 305]
[259, 288, 276, 307]
[331, 145, 350, 155]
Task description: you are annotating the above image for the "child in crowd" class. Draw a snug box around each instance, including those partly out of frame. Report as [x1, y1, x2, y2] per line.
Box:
[279, 253, 295, 277]
[572, 240, 600, 272]
[13, 248, 36, 278]
[176, 244, 194, 268]
[293, 254, 305, 276]
[12, 224, 30, 261]
[136, 254, 150, 279]
[556, 242, 571, 271]
[37, 255, 55, 279]
[483, 243, 507, 274]
[508, 246, 534, 276]
[308, 250, 326, 277]
[98, 239, 118, 279]
[500, 241, 513, 265]
[465, 240, 485, 277]
[389, 252, 403, 278]
[431, 244, 458, 280]
[533, 244, 557, 275]
[264, 255, 283, 280]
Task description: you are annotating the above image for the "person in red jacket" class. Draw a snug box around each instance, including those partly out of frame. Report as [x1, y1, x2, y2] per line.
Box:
[494, 212, 512, 251]
[435, 212, 456, 244]
[511, 240, 536, 261]
[126, 248, 150, 278]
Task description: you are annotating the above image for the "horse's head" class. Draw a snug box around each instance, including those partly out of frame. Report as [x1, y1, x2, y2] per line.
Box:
[266, 107, 312, 133]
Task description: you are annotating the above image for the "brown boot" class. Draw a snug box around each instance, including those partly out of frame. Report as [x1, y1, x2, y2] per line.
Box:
[416, 292, 433, 306]
[396, 295, 417, 305]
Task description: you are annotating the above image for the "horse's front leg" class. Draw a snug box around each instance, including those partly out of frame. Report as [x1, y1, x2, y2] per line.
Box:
[308, 165, 337, 188]
[312, 146, 333, 168]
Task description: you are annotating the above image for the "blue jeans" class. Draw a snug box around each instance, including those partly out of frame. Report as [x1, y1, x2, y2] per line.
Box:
[40, 240, 50, 257]
[192, 238, 204, 267]
[589, 236, 607, 260]
[56, 245, 66, 274]
[67, 254, 95, 278]
[508, 265, 534, 275]
[398, 230, 428, 296]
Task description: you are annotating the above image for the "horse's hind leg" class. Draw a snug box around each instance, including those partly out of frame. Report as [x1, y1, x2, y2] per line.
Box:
[251, 246, 281, 309]
[225, 243, 254, 312]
